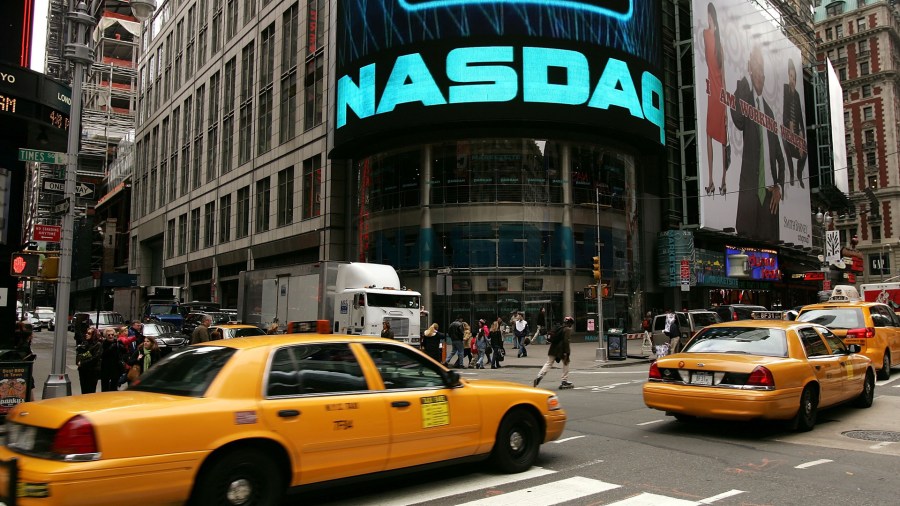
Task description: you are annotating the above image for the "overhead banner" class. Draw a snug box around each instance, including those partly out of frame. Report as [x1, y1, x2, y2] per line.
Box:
[693, 0, 812, 247]
[334, 0, 664, 157]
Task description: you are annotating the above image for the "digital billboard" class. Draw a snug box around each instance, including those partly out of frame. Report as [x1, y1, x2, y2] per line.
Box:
[693, 0, 812, 247]
[334, 1, 663, 157]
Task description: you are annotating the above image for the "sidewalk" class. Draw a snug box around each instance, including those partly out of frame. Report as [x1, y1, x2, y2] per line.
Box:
[486, 336, 655, 370]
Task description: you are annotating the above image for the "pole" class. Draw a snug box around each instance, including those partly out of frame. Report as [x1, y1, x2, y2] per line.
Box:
[596, 187, 606, 362]
[44, 1, 98, 398]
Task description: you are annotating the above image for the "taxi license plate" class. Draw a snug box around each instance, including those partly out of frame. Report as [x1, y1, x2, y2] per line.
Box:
[691, 371, 713, 386]
[9, 424, 37, 451]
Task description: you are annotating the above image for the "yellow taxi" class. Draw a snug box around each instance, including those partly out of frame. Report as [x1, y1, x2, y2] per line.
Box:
[643, 316, 875, 432]
[210, 323, 268, 339]
[797, 286, 900, 380]
[0, 334, 566, 505]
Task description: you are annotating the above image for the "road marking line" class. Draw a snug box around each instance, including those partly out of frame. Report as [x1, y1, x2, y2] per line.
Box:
[456, 476, 620, 505]
[551, 435, 586, 444]
[795, 459, 832, 469]
[637, 419, 666, 426]
[870, 441, 895, 449]
[604, 492, 699, 505]
[330, 467, 556, 505]
[700, 489, 745, 503]
[574, 371, 649, 374]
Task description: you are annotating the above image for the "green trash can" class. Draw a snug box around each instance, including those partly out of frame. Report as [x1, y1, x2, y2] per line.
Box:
[607, 328, 627, 360]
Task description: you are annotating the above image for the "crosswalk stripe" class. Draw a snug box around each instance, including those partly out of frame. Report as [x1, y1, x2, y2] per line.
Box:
[604, 492, 700, 505]
[794, 459, 832, 469]
[700, 489, 745, 503]
[456, 476, 620, 505]
[328, 467, 556, 506]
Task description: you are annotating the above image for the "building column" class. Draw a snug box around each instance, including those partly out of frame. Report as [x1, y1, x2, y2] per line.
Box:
[561, 143, 575, 319]
[419, 144, 433, 316]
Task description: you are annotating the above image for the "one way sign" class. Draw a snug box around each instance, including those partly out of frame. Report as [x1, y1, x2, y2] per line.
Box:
[75, 182, 95, 198]
[41, 178, 95, 199]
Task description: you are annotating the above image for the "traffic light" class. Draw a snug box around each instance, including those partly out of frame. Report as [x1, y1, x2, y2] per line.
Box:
[601, 284, 611, 299]
[592, 256, 601, 281]
[583, 285, 596, 300]
[10, 253, 40, 277]
[41, 256, 59, 279]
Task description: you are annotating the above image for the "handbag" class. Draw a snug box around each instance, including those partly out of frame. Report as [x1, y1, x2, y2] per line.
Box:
[127, 364, 142, 383]
[498, 347, 506, 362]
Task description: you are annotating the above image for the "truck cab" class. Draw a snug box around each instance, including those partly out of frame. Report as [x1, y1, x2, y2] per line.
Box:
[144, 300, 184, 330]
[334, 288, 421, 346]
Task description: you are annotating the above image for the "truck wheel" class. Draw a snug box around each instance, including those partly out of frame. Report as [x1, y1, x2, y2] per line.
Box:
[489, 408, 540, 473]
[876, 352, 891, 380]
[191, 448, 284, 506]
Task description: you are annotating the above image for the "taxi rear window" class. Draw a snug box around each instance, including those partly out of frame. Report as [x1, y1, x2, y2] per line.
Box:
[683, 327, 788, 357]
[130, 346, 236, 397]
[797, 308, 865, 329]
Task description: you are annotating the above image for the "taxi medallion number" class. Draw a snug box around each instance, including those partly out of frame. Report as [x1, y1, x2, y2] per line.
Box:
[420, 395, 450, 428]
[690, 371, 713, 386]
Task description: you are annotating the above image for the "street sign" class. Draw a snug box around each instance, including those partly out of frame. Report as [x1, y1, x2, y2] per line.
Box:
[75, 182, 95, 198]
[33, 224, 61, 242]
[18, 148, 67, 164]
[42, 177, 65, 194]
[52, 198, 70, 215]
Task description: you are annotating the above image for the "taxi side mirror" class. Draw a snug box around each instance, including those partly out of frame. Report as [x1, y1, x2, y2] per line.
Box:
[847, 344, 861, 354]
[444, 370, 462, 387]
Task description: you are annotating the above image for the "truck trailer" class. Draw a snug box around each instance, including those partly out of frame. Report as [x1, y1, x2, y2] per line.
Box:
[860, 282, 900, 311]
[238, 262, 421, 345]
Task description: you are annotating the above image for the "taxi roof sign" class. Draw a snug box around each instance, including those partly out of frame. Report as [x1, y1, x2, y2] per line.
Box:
[829, 285, 861, 302]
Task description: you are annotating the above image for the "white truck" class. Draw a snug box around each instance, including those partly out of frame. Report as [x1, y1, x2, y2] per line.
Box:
[238, 262, 421, 345]
[860, 283, 900, 311]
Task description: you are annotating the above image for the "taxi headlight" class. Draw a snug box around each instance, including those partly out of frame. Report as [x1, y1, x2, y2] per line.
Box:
[547, 395, 561, 411]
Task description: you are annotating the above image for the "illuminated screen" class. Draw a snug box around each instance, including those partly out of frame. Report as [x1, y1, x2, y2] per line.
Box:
[334, 0, 663, 157]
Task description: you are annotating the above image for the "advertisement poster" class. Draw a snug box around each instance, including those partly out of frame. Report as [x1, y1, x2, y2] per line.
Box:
[0, 361, 33, 416]
[692, 0, 812, 247]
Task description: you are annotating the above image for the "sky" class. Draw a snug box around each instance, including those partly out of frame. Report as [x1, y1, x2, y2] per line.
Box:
[31, 0, 49, 74]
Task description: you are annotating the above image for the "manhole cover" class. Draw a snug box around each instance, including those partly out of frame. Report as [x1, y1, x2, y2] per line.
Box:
[842, 430, 900, 442]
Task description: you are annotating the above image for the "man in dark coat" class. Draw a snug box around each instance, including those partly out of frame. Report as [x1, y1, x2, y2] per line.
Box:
[533, 316, 574, 389]
[444, 317, 465, 368]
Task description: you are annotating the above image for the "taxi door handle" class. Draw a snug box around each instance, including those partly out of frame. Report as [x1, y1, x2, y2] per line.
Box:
[278, 409, 301, 418]
[391, 401, 411, 408]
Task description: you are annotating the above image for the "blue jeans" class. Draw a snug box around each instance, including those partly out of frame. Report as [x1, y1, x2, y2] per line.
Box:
[445, 340, 464, 366]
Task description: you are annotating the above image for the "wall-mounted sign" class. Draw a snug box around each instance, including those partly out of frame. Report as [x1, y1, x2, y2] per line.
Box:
[487, 278, 508, 292]
[33, 224, 61, 242]
[725, 246, 780, 281]
[804, 272, 825, 281]
[869, 253, 890, 276]
[523, 278, 543, 291]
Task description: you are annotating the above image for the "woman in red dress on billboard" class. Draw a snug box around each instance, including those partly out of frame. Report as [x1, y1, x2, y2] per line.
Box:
[704, 2, 729, 197]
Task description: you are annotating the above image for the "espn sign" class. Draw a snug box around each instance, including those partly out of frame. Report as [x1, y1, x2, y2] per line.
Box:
[33, 224, 61, 242]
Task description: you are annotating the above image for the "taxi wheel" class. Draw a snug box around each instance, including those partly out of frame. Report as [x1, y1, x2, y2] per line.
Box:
[791, 386, 818, 432]
[490, 409, 540, 473]
[876, 352, 891, 380]
[192, 448, 284, 506]
[854, 370, 875, 408]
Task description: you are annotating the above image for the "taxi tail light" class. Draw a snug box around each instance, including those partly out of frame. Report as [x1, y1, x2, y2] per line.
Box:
[649, 361, 662, 380]
[52, 415, 98, 456]
[846, 327, 876, 339]
[745, 366, 775, 388]
[732, 312, 739, 321]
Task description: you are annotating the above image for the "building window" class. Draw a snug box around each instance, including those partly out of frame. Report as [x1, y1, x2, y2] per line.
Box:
[197, 0, 208, 68]
[860, 61, 870, 75]
[207, 72, 220, 182]
[166, 219, 176, 258]
[864, 129, 875, 145]
[258, 23, 275, 154]
[862, 84, 872, 97]
[178, 214, 188, 256]
[277, 166, 294, 227]
[164, 32, 173, 100]
[256, 177, 271, 233]
[866, 151, 876, 167]
[872, 225, 882, 242]
[222, 58, 236, 173]
[190, 208, 201, 252]
[244, 0, 256, 24]
[204, 201, 216, 248]
[226, 0, 238, 40]
[857, 18, 866, 32]
[219, 194, 232, 243]
[239, 41, 255, 164]
[211, 0, 223, 55]
[280, 3, 298, 143]
[837, 46, 847, 60]
[182, 96, 192, 195]
[868, 175, 878, 189]
[174, 19, 184, 91]
[863, 106, 874, 120]
[858, 40, 868, 55]
[825, 27, 833, 41]
[303, 154, 321, 219]
[170, 107, 179, 202]
[237, 186, 250, 238]
[835, 24, 843, 38]
[843, 89, 849, 102]
[186, 6, 195, 78]
[826, 3, 843, 16]
[193, 85, 205, 189]
[839, 67, 847, 81]
[304, 54, 323, 130]
[160, 117, 169, 207]
[149, 126, 158, 212]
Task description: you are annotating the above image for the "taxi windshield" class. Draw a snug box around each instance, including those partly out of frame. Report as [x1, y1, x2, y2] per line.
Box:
[797, 308, 865, 329]
[682, 327, 788, 357]
[130, 346, 236, 397]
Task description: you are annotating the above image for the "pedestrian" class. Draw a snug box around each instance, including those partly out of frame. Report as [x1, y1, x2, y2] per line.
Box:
[462, 322, 474, 367]
[474, 326, 488, 369]
[100, 328, 126, 392]
[489, 320, 504, 369]
[127, 320, 144, 341]
[514, 312, 529, 357]
[267, 318, 280, 335]
[191, 315, 212, 344]
[663, 308, 681, 355]
[76, 327, 103, 394]
[533, 307, 547, 342]
[641, 311, 652, 333]
[73, 316, 89, 346]
[209, 328, 222, 341]
[533, 316, 575, 389]
[421, 323, 445, 363]
[381, 321, 394, 339]
[445, 317, 465, 368]
[128, 336, 161, 383]
[13, 322, 36, 399]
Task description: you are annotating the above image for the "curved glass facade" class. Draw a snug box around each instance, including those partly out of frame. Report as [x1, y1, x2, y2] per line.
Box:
[359, 138, 643, 331]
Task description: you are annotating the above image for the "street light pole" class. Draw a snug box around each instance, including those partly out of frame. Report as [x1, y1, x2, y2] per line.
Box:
[596, 187, 605, 361]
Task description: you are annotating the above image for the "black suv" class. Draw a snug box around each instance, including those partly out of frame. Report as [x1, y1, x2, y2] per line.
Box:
[181, 311, 232, 336]
[709, 304, 768, 322]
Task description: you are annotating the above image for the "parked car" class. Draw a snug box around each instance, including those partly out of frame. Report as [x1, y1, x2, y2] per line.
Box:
[0, 334, 566, 504]
[210, 324, 267, 340]
[181, 311, 233, 337]
[650, 310, 721, 348]
[19, 311, 42, 331]
[71, 311, 126, 334]
[140, 322, 189, 356]
[644, 319, 875, 431]
[33, 307, 56, 331]
[709, 304, 768, 322]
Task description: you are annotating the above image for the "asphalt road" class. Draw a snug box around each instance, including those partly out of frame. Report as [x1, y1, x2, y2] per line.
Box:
[21, 331, 900, 505]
